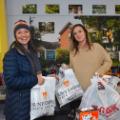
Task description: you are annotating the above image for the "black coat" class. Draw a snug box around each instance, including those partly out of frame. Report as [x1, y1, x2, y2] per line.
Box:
[3, 48, 41, 120]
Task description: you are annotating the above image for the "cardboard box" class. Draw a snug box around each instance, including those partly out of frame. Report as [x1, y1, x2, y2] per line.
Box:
[79, 110, 99, 120]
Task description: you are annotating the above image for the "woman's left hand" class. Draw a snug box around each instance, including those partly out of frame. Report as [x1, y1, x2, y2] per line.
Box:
[37, 74, 45, 85]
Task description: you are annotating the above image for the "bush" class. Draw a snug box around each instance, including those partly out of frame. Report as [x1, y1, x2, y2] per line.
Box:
[55, 48, 69, 64]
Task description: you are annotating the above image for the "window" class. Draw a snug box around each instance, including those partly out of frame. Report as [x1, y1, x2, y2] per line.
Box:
[46, 49, 55, 60]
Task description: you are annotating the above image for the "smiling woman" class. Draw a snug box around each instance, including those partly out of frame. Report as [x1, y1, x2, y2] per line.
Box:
[15, 28, 31, 46]
[70, 24, 112, 91]
[3, 20, 44, 120]
[69, 24, 112, 118]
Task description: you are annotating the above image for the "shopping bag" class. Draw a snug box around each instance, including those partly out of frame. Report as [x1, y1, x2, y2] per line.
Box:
[30, 76, 56, 120]
[56, 68, 83, 107]
[79, 75, 120, 120]
[102, 75, 120, 89]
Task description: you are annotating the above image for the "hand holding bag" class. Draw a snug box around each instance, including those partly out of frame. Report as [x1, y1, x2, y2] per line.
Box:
[30, 76, 56, 120]
[80, 75, 120, 120]
[56, 68, 83, 107]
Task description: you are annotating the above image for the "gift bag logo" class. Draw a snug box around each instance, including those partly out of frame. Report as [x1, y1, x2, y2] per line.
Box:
[42, 91, 48, 99]
[63, 80, 70, 87]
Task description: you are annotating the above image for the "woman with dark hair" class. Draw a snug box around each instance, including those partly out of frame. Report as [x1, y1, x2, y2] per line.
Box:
[70, 24, 112, 91]
[3, 20, 44, 120]
[69, 24, 112, 115]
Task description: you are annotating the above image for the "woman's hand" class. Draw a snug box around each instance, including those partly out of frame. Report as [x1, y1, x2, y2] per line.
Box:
[94, 72, 103, 77]
[37, 73, 45, 85]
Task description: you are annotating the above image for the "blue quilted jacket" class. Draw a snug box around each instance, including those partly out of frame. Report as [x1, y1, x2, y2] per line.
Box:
[3, 48, 40, 120]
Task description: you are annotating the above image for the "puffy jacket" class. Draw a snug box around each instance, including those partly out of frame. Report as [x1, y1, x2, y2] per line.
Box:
[3, 48, 39, 120]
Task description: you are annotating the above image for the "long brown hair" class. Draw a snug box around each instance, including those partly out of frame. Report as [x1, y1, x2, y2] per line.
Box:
[10, 39, 36, 54]
[70, 24, 91, 55]
[9, 40, 38, 75]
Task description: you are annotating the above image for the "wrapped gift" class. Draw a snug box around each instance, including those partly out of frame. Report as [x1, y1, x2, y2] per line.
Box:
[79, 109, 99, 120]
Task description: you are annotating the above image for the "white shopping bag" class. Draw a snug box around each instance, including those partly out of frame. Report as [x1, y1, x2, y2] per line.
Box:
[80, 75, 120, 120]
[30, 76, 56, 120]
[102, 75, 120, 89]
[56, 68, 83, 107]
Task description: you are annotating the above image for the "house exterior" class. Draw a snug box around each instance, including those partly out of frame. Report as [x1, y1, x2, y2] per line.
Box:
[59, 22, 72, 49]
[34, 40, 59, 60]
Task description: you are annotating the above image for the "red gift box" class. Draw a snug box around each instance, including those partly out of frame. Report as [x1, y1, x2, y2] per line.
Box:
[79, 109, 99, 120]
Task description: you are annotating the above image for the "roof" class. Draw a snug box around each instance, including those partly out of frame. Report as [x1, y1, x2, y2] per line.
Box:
[59, 22, 72, 35]
[33, 39, 59, 49]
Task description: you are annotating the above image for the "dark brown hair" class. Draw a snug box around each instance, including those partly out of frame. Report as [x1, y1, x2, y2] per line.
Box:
[10, 39, 36, 54]
[9, 40, 38, 75]
[70, 24, 91, 55]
